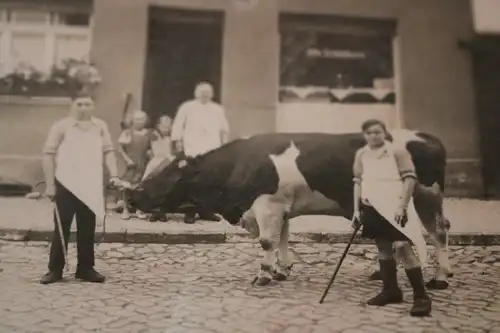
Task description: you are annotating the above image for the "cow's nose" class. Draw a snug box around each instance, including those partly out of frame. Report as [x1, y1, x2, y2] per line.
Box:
[259, 238, 273, 251]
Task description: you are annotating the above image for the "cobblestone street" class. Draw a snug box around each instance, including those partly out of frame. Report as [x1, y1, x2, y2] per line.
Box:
[0, 241, 499, 333]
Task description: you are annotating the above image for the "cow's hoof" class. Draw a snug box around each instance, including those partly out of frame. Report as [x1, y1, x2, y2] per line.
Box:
[368, 270, 382, 281]
[272, 272, 287, 281]
[255, 276, 272, 286]
[426, 278, 449, 290]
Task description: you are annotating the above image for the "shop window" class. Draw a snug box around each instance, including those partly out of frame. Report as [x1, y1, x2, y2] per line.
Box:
[279, 15, 395, 104]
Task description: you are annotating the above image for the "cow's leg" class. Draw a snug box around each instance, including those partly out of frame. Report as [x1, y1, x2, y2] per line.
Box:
[426, 214, 452, 290]
[273, 216, 293, 281]
[253, 196, 285, 286]
[394, 241, 432, 317]
[413, 183, 452, 290]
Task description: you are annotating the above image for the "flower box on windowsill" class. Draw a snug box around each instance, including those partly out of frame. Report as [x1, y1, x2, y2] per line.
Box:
[0, 78, 79, 98]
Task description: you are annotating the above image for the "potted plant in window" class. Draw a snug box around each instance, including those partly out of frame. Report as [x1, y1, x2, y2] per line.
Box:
[66, 59, 102, 96]
[0, 61, 47, 96]
[0, 58, 102, 97]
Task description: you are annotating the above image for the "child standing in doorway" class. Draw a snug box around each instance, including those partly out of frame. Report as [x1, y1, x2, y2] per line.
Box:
[118, 110, 152, 220]
[143, 114, 175, 222]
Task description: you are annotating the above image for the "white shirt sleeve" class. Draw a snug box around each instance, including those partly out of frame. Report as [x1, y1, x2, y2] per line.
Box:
[218, 106, 229, 134]
[171, 102, 189, 142]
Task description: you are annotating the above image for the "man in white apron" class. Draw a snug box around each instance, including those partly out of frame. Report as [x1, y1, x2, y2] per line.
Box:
[39, 93, 120, 284]
[171, 82, 229, 224]
[352, 119, 432, 317]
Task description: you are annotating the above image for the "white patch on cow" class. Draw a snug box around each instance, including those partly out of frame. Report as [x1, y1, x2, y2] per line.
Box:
[268, 141, 310, 206]
[390, 129, 424, 150]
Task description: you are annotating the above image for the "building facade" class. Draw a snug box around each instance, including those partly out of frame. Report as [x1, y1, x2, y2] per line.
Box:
[0, 0, 487, 196]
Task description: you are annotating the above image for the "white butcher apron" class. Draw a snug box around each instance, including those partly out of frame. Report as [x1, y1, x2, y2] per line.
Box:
[142, 135, 173, 180]
[55, 124, 105, 222]
[361, 144, 427, 265]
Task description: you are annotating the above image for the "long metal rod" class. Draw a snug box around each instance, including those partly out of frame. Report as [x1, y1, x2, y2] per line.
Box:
[319, 222, 361, 304]
[54, 203, 69, 272]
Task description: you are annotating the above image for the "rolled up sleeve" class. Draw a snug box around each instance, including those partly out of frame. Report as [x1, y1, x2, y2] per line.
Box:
[352, 149, 363, 184]
[394, 148, 417, 180]
[100, 122, 115, 153]
[42, 121, 64, 155]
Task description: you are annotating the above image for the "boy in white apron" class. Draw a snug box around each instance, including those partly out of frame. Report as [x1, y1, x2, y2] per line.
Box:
[352, 119, 432, 317]
[39, 93, 120, 284]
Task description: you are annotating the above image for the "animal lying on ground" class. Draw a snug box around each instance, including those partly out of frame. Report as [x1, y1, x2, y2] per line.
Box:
[122, 130, 452, 288]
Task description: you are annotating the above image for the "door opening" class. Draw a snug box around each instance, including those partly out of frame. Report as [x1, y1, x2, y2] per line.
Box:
[466, 36, 500, 198]
[142, 7, 224, 124]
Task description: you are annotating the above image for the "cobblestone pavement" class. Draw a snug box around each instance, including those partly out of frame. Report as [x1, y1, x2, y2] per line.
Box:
[1, 241, 500, 333]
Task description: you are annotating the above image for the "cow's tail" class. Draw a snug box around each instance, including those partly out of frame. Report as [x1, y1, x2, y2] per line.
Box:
[437, 141, 447, 193]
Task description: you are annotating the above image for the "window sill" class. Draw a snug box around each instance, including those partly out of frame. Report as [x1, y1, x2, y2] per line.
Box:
[0, 95, 71, 106]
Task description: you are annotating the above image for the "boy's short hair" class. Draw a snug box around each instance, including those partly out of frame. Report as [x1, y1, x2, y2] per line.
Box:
[70, 90, 93, 101]
[157, 114, 172, 123]
[361, 118, 387, 133]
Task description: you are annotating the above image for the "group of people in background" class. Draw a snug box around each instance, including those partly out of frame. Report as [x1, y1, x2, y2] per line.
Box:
[116, 81, 230, 224]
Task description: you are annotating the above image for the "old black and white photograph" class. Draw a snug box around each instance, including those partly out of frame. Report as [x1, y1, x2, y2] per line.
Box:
[0, 0, 499, 332]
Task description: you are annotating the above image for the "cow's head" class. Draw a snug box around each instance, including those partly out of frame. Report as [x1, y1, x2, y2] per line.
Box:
[122, 157, 196, 214]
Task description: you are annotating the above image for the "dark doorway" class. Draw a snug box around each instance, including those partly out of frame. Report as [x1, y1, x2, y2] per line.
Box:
[142, 7, 224, 123]
[465, 36, 500, 198]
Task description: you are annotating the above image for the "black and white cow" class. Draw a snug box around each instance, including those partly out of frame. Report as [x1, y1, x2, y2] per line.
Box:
[124, 130, 452, 288]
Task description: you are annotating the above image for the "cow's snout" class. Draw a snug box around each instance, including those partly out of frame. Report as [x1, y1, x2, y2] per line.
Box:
[259, 238, 273, 251]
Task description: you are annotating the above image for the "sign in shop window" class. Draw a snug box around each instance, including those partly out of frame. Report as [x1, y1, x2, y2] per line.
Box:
[279, 22, 395, 104]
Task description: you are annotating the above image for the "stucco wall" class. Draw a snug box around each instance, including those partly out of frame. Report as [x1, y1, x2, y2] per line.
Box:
[0, 97, 70, 187]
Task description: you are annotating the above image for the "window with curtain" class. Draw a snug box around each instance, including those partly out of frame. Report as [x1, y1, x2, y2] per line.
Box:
[54, 34, 89, 63]
[0, 8, 91, 72]
[55, 12, 91, 27]
[279, 15, 396, 104]
[0, 7, 92, 96]
[280, 29, 394, 89]
[10, 10, 49, 25]
[10, 32, 46, 70]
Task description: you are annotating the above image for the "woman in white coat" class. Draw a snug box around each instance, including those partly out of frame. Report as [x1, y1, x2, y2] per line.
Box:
[171, 82, 229, 224]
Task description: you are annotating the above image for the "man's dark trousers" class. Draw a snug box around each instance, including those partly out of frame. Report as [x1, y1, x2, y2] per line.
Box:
[48, 180, 96, 273]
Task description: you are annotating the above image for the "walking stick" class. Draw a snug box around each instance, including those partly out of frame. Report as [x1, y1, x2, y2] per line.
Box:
[53, 203, 70, 272]
[319, 221, 361, 304]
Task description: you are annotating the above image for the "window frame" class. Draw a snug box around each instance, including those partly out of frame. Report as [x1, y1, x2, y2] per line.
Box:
[278, 13, 396, 91]
[0, 8, 92, 74]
